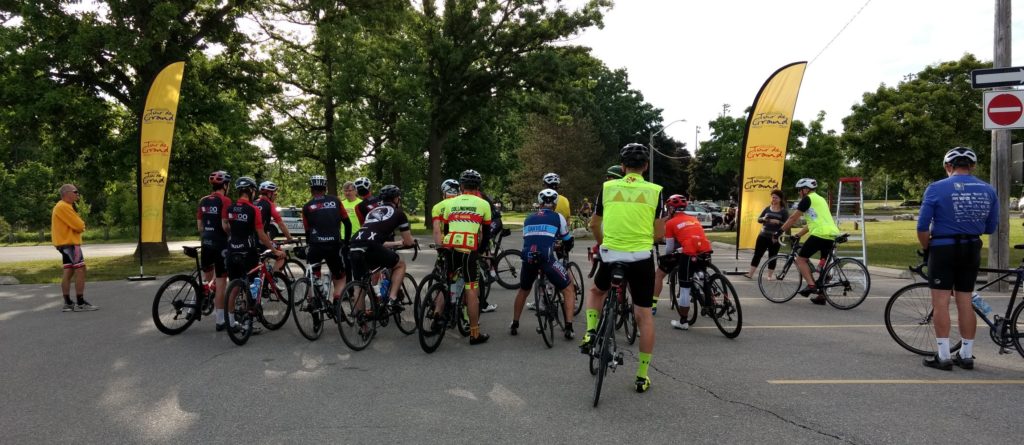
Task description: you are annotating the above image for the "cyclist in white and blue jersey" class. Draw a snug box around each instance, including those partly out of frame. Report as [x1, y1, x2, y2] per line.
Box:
[509, 189, 577, 339]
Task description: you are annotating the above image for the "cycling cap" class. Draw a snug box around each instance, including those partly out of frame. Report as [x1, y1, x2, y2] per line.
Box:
[795, 178, 817, 189]
[537, 188, 559, 206]
[378, 184, 401, 201]
[235, 176, 257, 191]
[665, 194, 688, 212]
[542, 173, 560, 187]
[309, 175, 328, 188]
[606, 165, 624, 179]
[460, 169, 482, 188]
[620, 143, 648, 167]
[441, 179, 461, 196]
[943, 146, 978, 166]
[259, 181, 278, 192]
[209, 170, 231, 186]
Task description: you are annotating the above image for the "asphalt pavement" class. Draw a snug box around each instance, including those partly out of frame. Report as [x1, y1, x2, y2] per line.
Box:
[1, 237, 1023, 444]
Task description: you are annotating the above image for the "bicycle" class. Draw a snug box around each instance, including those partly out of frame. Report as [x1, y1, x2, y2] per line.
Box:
[152, 245, 216, 335]
[583, 260, 628, 407]
[666, 252, 742, 338]
[277, 238, 307, 283]
[884, 250, 1024, 358]
[336, 241, 420, 351]
[756, 233, 870, 309]
[585, 249, 637, 345]
[224, 249, 294, 346]
[415, 244, 473, 353]
[560, 251, 585, 317]
[489, 228, 524, 289]
[528, 251, 572, 348]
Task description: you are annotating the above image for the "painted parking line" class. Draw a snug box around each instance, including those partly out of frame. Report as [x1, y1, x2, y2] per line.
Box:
[689, 324, 900, 329]
[768, 379, 1024, 385]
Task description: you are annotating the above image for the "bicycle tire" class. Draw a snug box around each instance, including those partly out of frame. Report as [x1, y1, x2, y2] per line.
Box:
[225, 279, 253, 346]
[757, 255, 801, 303]
[152, 275, 201, 335]
[569, 261, 584, 316]
[416, 282, 448, 353]
[593, 294, 615, 407]
[884, 282, 963, 356]
[282, 259, 306, 284]
[623, 302, 637, 345]
[685, 287, 699, 326]
[457, 293, 471, 337]
[393, 273, 418, 335]
[536, 283, 555, 348]
[260, 272, 292, 330]
[822, 258, 871, 310]
[1010, 301, 1024, 358]
[290, 277, 322, 341]
[337, 281, 378, 351]
[707, 274, 742, 338]
[669, 268, 678, 310]
[202, 282, 215, 315]
[494, 249, 523, 289]
[414, 273, 438, 322]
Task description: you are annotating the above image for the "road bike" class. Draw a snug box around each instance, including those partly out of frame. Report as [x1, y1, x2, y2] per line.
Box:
[224, 249, 293, 346]
[415, 245, 473, 353]
[152, 245, 216, 335]
[528, 251, 574, 348]
[335, 242, 419, 351]
[884, 250, 1024, 358]
[666, 252, 742, 338]
[277, 238, 307, 283]
[584, 261, 628, 407]
[756, 233, 870, 309]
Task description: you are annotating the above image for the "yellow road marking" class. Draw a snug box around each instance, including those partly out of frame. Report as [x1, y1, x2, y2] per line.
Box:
[768, 379, 1024, 385]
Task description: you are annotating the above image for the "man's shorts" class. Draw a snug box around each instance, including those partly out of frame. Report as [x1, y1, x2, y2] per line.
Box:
[928, 241, 982, 292]
[350, 242, 399, 281]
[56, 245, 85, 269]
[798, 235, 835, 260]
[308, 243, 346, 280]
[200, 240, 227, 277]
[226, 249, 259, 280]
[593, 256, 655, 308]
[446, 249, 481, 290]
[519, 252, 570, 291]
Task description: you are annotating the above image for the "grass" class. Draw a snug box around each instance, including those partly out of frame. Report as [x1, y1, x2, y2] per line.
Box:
[708, 219, 1024, 269]
[2, 253, 195, 284]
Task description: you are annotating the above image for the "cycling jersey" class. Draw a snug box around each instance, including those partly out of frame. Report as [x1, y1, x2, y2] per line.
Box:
[918, 174, 998, 247]
[595, 173, 663, 253]
[441, 192, 492, 252]
[796, 192, 840, 240]
[355, 194, 382, 225]
[254, 196, 283, 235]
[342, 197, 362, 232]
[196, 191, 232, 246]
[302, 194, 352, 244]
[520, 208, 571, 260]
[226, 197, 263, 251]
[555, 195, 571, 221]
[664, 212, 711, 256]
[351, 202, 411, 245]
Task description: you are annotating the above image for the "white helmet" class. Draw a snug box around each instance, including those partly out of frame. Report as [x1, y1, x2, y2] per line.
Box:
[943, 146, 977, 166]
[542, 173, 560, 187]
[441, 179, 460, 196]
[354, 177, 372, 193]
[795, 178, 817, 189]
[537, 188, 558, 206]
[309, 175, 327, 188]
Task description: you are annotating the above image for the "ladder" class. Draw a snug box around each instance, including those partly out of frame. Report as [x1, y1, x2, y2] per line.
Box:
[833, 177, 867, 264]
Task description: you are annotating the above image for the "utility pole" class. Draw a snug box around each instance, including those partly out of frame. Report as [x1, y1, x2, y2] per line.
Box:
[991, 0, 1011, 287]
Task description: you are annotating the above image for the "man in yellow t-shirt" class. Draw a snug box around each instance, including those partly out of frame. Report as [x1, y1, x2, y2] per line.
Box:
[543, 172, 571, 221]
[340, 181, 362, 233]
[51, 184, 97, 312]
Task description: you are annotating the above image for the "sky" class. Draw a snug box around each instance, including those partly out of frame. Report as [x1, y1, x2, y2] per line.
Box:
[562, 0, 1024, 150]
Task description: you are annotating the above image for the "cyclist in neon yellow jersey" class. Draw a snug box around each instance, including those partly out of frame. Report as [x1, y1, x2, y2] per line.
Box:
[341, 181, 362, 233]
[778, 178, 841, 305]
[582, 143, 665, 394]
[431, 179, 461, 245]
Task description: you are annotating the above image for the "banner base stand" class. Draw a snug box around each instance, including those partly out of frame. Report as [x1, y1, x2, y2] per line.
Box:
[724, 270, 746, 276]
[127, 275, 156, 281]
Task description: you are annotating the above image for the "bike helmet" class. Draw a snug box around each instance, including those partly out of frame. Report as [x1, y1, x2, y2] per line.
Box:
[309, 175, 328, 188]
[208, 170, 231, 186]
[619, 143, 649, 168]
[354, 177, 372, 194]
[259, 181, 278, 193]
[235, 176, 257, 192]
[537, 188, 559, 206]
[606, 165, 624, 179]
[943, 146, 978, 166]
[378, 184, 401, 201]
[542, 173, 561, 187]
[665, 194, 688, 212]
[441, 179, 461, 196]
[795, 178, 817, 190]
[459, 169, 482, 188]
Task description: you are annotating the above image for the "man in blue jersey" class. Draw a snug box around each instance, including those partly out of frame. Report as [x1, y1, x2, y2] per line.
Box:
[917, 147, 998, 371]
[509, 189, 577, 339]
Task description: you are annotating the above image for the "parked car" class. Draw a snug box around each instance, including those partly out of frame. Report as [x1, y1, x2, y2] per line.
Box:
[697, 201, 723, 213]
[269, 206, 305, 239]
[684, 204, 723, 228]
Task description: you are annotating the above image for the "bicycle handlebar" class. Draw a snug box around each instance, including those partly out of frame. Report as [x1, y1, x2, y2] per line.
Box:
[394, 239, 419, 261]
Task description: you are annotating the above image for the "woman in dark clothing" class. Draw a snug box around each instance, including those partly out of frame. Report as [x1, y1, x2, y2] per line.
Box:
[746, 190, 788, 278]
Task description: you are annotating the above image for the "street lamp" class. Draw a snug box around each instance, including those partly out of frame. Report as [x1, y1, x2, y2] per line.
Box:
[648, 119, 686, 183]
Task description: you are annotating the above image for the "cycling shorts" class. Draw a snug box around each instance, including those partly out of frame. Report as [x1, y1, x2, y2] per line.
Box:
[56, 245, 85, 270]
[593, 256, 655, 308]
[519, 254, 570, 291]
[349, 242, 399, 282]
[928, 241, 981, 292]
[308, 243, 346, 280]
[200, 242, 227, 277]
[446, 249, 481, 290]
[226, 249, 259, 280]
[798, 235, 834, 260]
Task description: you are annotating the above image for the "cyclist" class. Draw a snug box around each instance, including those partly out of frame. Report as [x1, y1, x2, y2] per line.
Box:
[301, 175, 353, 305]
[510, 189, 576, 339]
[196, 170, 233, 330]
[354, 177, 381, 225]
[579, 197, 593, 218]
[544, 172, 571, 222]
[777, 178, 841, 305]
[341, 181, 363, 233]
[659, 194, 713, 330]
[431, 179, 461, 245]
[225, 177, 284, 331]
[254, 180, 294, 271]
[917, 147, 998, 370]
[432, 169, 492, 345]
[605, 165, 623, 181]
[583, 143, 665, 393]
[350, 185, 415, 304]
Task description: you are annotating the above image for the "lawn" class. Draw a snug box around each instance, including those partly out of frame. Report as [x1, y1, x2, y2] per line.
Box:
[3, 253, 195, 284]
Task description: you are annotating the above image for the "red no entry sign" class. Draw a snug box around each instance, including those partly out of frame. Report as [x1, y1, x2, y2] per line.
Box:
[983, 91, 1024, 130]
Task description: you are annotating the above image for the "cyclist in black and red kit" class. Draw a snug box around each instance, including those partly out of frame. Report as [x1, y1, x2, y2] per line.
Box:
[302, 175, 353, 304]
[350, 185, 415, 303]
[254, 180, 294, 271]
[353, 176, 381, 225]
[225, 177, 284, 331]
[196, 170, 233, 330]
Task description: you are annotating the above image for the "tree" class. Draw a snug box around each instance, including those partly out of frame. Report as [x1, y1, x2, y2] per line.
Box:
[787, 111, 848, 193]
[509, 115, 604, 208]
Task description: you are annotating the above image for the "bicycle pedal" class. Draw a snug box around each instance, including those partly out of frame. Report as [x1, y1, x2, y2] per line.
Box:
[615, 354, 624, 366]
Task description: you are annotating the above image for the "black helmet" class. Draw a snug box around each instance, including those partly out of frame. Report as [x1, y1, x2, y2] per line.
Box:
[606, 165, 623, 179]
[620, 143, 648, 168]
[460, 169, 482, 188]
[235, 176, 257, 192]
[378, 184, 401, 201]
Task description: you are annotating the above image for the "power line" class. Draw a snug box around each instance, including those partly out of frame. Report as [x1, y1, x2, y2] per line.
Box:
[810, 0, 873, 64]
[651, 145, 691, 160]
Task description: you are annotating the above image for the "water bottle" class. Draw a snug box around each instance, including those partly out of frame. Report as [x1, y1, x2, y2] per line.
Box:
[250, 276, 262, 299]
[971, 292, 993, 317]
[450, 278, 465, 303]
[379, 276, 391, 303]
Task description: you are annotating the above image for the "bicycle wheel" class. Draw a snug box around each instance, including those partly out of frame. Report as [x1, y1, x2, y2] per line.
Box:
[416, 282, 448, 353]
[1010, 301, 1024, 358]
[152, 275, 201, 335]
[290, 277, 322, 341]
[337, 281, 378, 351]
[282, 259, 306, 284]
[593, 300, 615, 407]
[494, 249, 523, 289]
[822, 258, 871, 310]
[569, 261, 585, 316]
[225, 279, 253, 346]
[260, 272, 292, 330]
[668, 268, 678, 310]
[757, 255, 801, 303]
[621, 298, 637, 345]
[536, 284, 555, 348]
[685, 287, 699, 325]
[457, 294, 471, 337]
[393, 273, 418, 335]
[884, 282, 962, 355]
[707, 274, 742, 338]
